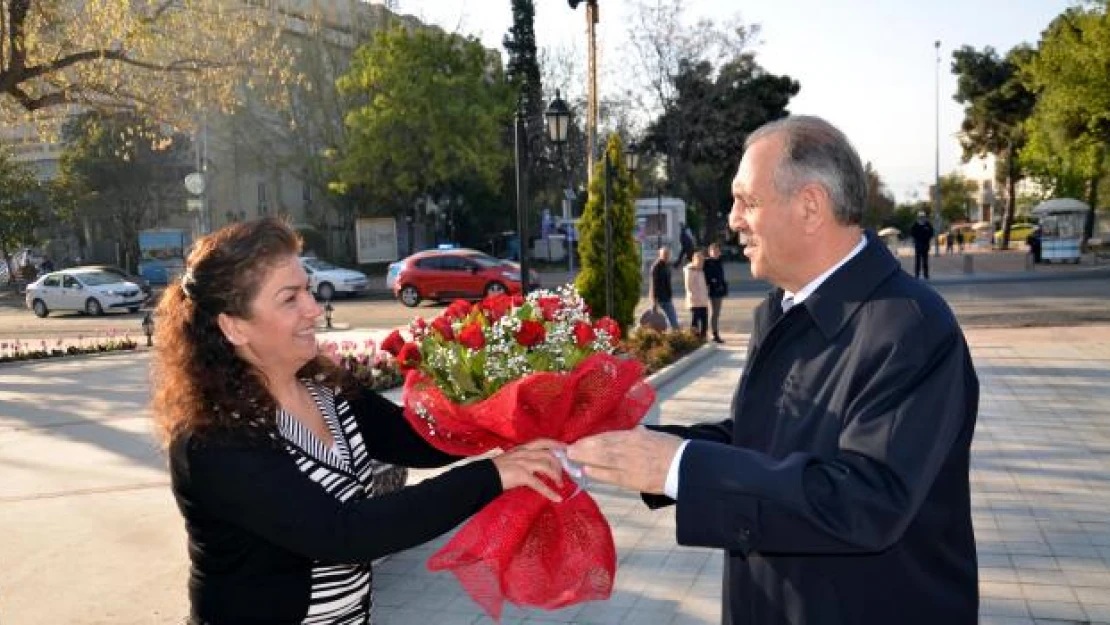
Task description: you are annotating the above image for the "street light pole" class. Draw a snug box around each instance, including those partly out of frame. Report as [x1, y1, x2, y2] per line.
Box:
[656, 186, 663, 249]
[603, 151, 614, 317]
[934, 39, 942, 257]
[545, 90, 574, 275]
[514, 102, 532, 296]
[568, 0, 599, 188]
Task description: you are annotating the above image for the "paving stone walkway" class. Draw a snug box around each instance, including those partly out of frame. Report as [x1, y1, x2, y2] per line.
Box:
[375, 326, 1110, 625]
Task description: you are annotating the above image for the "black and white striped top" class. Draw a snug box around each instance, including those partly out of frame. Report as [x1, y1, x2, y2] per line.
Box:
[276, 382, 396, 625]
[171, 383, 503, 625]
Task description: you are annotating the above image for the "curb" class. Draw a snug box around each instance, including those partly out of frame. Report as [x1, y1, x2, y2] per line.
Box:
[645, 341, 718, 391]
[0, 346, 149, 370]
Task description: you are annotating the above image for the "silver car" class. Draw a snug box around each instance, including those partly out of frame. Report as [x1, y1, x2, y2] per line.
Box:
[25, 268, 145, 317]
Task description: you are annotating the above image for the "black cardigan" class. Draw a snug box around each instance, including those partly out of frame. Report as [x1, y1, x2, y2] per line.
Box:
[169, 387, 502, 624]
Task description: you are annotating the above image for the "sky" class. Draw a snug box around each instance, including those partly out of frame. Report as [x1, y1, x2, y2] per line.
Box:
[387, 0, 1076, 203]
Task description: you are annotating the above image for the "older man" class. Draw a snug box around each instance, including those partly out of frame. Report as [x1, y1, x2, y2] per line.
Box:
[569, 116, 979, 625]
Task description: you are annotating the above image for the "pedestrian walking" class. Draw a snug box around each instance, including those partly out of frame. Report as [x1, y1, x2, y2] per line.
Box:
[649, 246, 681, 330]
[683, 250, 709, 338]
[674, 223, 695, 267]
[910, 211, 935, 279]
[703, 242, 728, 343]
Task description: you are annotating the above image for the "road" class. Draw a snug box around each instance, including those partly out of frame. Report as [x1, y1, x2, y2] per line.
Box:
[2, 273, 1109, 341]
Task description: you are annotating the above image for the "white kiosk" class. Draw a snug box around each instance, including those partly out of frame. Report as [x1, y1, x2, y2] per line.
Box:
[1032, 198, 1089, 264]
[634, 196, 686, 263]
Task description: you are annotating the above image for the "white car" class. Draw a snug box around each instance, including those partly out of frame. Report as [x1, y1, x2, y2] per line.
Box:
[25, 268, 145, 317]
[299, 257, 370, 300]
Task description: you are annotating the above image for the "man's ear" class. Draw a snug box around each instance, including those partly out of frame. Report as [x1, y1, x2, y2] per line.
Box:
[217, 312, 249, 346]
[798, 183, 830, 235]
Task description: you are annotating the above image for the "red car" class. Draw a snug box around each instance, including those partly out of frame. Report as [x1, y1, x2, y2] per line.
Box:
[392, 248, 540, 307]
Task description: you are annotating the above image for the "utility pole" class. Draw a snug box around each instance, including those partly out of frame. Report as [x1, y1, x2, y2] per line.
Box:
[933, 39, 942, 257]
[569, 0, 599, 188]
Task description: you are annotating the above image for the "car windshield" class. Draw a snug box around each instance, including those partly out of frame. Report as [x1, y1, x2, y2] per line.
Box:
[463, 254, 504, 269]
[303, 258, 338, 271]
[76, 271, 128, 286]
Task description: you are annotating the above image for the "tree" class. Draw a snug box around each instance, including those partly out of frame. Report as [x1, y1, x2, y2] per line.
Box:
[335, 27, 512, 246]
[504, 1, 549, 200]
[625, 1, 760, 184]
[938, 172, 979, 224]
[575, 135, 640, 333]
[644, 55, 798, 244]
[0, 0, 295, 127]
[1021, 5, 1110, 240]
[0, 148, 42, 281]
[862, 162, 896, 229]
[56, 111, 192, 272]
[952, 45, 1037, 249]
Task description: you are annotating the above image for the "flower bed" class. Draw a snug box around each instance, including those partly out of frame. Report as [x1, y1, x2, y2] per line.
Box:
[0, 334, 139, 364]
[623, 327, 706, 375]
[318, 338, 404, 391]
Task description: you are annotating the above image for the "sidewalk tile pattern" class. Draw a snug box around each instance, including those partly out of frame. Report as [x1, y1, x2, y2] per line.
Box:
[375, 329, 1110, 624]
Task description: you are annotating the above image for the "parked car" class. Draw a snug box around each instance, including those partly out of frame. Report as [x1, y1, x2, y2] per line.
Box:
[391, 248, 541, 308]
[995, 223, 1038, 249]
[84, 265, 153, 301]
[299, 256, 370, 300]
[25, 268, 145, 317]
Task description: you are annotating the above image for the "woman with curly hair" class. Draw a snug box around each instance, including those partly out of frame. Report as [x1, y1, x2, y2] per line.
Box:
[152, 217, 562, 624]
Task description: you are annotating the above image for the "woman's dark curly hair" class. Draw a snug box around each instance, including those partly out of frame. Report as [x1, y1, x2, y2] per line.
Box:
[152, 217, 349, 447]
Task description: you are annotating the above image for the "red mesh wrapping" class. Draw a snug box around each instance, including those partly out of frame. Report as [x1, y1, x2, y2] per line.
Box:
[402, 353, 655, 621]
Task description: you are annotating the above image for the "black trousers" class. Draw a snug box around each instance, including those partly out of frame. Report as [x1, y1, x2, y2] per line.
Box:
[709, 297, 724, 339]
[690, 306, 708, 337]
[914, 249, 930, 279]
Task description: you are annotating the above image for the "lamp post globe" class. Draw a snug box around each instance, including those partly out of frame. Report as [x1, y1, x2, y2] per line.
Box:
[545, 90, 570, 144]
[624, 141, 640, 174]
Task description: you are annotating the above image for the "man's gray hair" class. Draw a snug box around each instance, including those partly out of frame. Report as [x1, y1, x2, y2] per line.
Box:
[745, 116, 867, 225]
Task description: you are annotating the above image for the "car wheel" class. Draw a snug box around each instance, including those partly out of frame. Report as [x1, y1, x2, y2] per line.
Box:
[399, 285, 421, 308]
[32, 299, 49, 318]
[484, 282, 508, 297]
[85, 297, 104, 316]
[317, 282, 335, 301]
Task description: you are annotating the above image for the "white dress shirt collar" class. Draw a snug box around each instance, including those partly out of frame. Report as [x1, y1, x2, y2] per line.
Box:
[783, 234, 868, 312]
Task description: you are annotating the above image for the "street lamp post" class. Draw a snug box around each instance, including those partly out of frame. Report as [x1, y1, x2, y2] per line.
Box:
[934, 39, 942, 257]
[567, 0, 599, 187]
[545, 90, 573, 274]
[602, 141, 639, 318]
[514, 102, 532, 296]
[656, 185, 664, 249]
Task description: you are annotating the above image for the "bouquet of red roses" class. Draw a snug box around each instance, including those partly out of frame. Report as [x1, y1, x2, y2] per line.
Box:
[382, 285, 655, 620]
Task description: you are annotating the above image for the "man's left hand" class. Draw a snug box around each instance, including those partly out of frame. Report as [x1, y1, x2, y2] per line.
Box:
[567, 427, 683, 495]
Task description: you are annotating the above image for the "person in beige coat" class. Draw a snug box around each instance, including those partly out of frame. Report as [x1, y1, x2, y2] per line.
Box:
[683, 250, 710, 338]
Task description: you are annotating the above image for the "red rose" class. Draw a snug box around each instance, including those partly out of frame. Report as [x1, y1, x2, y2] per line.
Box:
[397, 342, 422, 370]
[512, 294, 525, 307]
[382, 330, 405, 356]
[594, 317, 621, 346]
[572, 321, 596, 347]
[515, 319, 547, 347]
[458, 323, 486, 350]
[537, 296, 561, 321]
[409, 317, 428, 339]
[479, 294, 514, 322]
[445, 299, 473, 320]
[431, 316, 455, 341]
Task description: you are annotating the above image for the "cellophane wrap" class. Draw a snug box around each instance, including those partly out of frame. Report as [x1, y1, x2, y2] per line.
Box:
[403, 352, 655, 621]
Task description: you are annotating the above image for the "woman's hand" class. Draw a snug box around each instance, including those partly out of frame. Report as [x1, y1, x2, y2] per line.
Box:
[491, 439, 565, 503]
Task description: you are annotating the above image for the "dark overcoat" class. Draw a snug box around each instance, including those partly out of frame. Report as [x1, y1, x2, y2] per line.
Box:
[648, 231, 979, 625]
